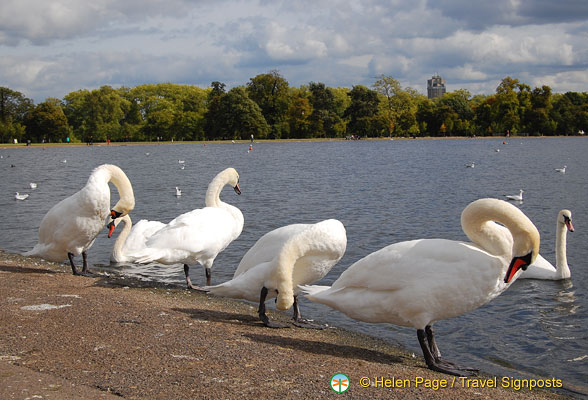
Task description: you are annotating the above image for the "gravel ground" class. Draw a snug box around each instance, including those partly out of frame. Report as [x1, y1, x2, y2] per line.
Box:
[0, 250, 574, 399]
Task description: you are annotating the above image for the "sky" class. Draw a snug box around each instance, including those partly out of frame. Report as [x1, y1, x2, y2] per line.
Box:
[1, 0, 588, 103]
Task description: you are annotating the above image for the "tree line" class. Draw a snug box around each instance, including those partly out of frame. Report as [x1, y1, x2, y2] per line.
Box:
[1, 71, 587, 144]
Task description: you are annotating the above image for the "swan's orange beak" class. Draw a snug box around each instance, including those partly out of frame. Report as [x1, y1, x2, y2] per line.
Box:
[504, 252, 533, 283]
[565, 219, 574, 232]
[234, 183, 241, 195]
[107, 221, 116, 238]
[111, 210, 122, 219]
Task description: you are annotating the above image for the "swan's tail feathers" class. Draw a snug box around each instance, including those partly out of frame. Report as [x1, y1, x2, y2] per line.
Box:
[298, 284, 330, 297]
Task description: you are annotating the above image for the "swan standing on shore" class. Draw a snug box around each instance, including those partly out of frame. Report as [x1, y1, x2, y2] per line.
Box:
[25, 164, 135, 275]
[505, 189, 524, 201]
[520, 210, 573, 280]
[107, 215, 166, 264]
[131, 168, 243, 289]
[302, 198, 540, 376]
[206, 219, 347, 328]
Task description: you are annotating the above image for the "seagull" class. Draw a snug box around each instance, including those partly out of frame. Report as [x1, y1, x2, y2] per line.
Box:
[30, 183, 37, 189]
[180, 164, 185, 170]
[145, 152, 150, 156]
[62, 159, 67, 163]
[178, 160, 185, 164]
[15, 192, 29, 200]
[175, 187, 182, 197]
[465, 162, 475, 168]
[555, 165, 566, 174]
[495, 149, 500, 152]
[505, 189, 524, 202]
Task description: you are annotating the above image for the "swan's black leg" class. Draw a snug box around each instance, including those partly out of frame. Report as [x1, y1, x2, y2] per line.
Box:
[68, 252, 78, 275]
[184, 264, 205, 291]
[205, 267, 212, 286]
[258, 287, 288, 328]
[292, 295, 324, 329]
[417, 329, 477, 377]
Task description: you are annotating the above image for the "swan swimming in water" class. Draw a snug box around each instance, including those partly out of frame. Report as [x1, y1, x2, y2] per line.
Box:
[302, 198, 540, 376]
[25, 164, 135, 275]
[520, 210, 573, 280]
[107, 214, 166, 264]
[206, 219, 347, 328]
[130, 168, 243, 289]
[505, 189, 524, 202]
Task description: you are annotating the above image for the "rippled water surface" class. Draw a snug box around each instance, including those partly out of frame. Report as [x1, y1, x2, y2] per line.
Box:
[2, 138, 587, 394]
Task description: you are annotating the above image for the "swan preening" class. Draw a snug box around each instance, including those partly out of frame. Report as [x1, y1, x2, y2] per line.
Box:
[302, 198, 539, 376]
[520, 209, 573, 280]
[25, 164, 135, 275]
[130, 168, 243, 289]
[206, 219, 347, 328]
[505, 189, 524, 202]
[108, 214, 165, 264]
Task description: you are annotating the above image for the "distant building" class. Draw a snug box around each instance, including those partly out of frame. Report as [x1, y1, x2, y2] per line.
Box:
[427, 74, 446, 99]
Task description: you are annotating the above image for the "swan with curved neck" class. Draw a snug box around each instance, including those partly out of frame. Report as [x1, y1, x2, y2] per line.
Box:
[25, 164, 135, 275]
[302, 198, 539, 376]
[206, 219, 347, 328]
[131, 168, 243, 289]
[107, 214, 166, 264]
[519, 209, 573, 280]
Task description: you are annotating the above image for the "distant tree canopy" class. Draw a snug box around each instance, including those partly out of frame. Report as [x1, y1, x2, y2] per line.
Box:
[1, 74, 587, 143]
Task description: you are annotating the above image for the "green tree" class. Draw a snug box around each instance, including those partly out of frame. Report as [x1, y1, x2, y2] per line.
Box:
[344, 85, 380, 137]
[24, 98, 70, 142]
[308, 82, 343, 138]
[0, 87, 33, 143]
[286, 87, 311, 139]
[247, 70, 290, 139]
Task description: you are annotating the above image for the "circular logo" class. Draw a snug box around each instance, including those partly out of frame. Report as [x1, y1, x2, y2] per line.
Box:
[330, 373, 350, 393]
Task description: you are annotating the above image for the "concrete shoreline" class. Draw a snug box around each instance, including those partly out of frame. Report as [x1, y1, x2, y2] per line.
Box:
[0, 250, 574, 399]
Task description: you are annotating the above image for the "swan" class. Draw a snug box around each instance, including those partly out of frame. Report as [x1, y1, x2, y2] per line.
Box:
[301, 198, 540, 376]
[206, 219, 347, 328]
[519, 210, 573, 280]
[15, 192, 29, 200]
[505, 189, 524, 201]
[24, 164, 135, 275]
[130, 167, 243, 289]
[555, 165, 566, 174]
[107, 215, 166, 264]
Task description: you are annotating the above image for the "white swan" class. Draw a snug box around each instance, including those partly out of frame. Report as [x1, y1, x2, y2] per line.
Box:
[130, 168, 243, 289]
[206, 219, 347, 328]
[25, 164, 135, 275]
[107, 215, 166, 264]
[505, 189, 524, 201]
[519, 210, 573, 280]
[302, 198, 540, 376]
[15, 192, 29, 200]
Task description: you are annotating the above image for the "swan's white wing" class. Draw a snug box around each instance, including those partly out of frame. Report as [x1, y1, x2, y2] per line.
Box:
[234, 224, 310, 277]
[205, 260, 275, 302]
[26, 186, 110, 261]
[121, 219, 166, 255]
[306, 238, 505, 328]
[136, 207, 242, 265]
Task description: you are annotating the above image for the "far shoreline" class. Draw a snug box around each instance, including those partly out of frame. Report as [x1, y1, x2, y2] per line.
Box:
[1, 135, 583, 149]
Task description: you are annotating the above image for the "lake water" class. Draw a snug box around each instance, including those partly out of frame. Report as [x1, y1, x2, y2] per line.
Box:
[1, 138, 586, 395]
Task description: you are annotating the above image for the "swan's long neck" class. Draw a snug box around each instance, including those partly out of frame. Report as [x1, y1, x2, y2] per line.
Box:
[555, 219, 570, 279]
[111, 215, 132, 262]
[91, 164, 135, 217]
[461, 198, 540, 267]
[205, 172, 229, 208]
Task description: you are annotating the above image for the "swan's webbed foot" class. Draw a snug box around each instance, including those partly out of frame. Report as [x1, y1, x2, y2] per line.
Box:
[258, 287, 289, 329]
[417, 327, 478, 377]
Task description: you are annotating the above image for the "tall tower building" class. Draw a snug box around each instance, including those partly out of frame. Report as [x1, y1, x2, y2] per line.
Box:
[427, 74, 446, 99]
